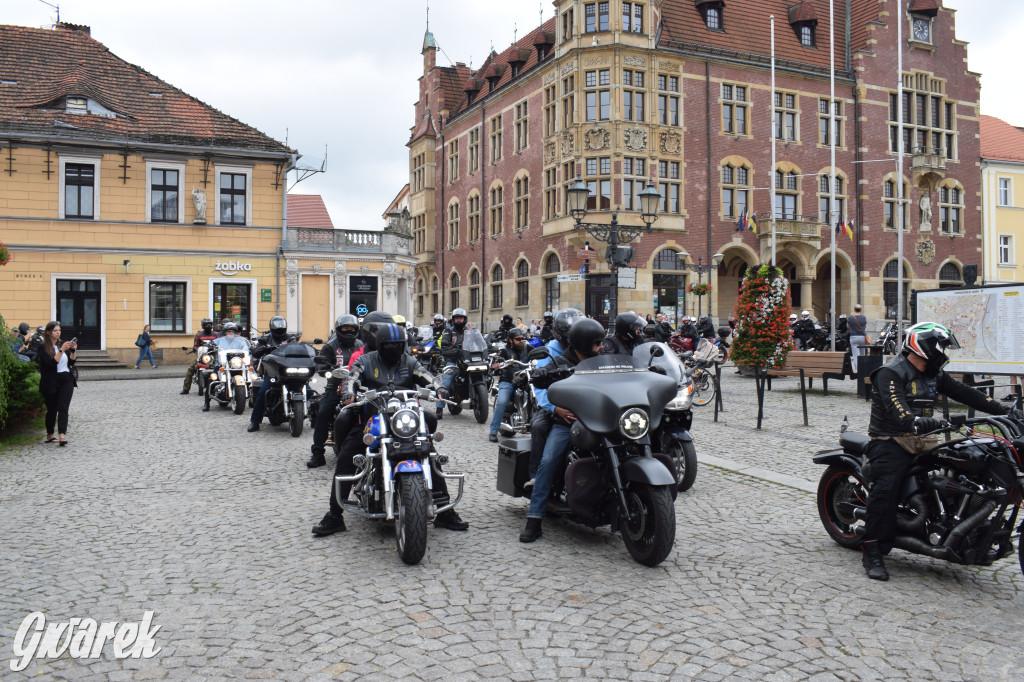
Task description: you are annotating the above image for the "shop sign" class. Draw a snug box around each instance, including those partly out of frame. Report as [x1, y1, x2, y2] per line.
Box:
[214, 260, 252, 276]
[260, 288, 272, 302]
[350, 276, 377, 293]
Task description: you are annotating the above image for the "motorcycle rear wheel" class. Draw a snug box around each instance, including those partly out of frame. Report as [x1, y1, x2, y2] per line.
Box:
[668, 439, 698, 493]
[473, 384, 489, 424]
[620, 484, 675, 567]
[691, 371, 716, 407]
[289, 401, 305, 437]
[396, 474, 429, 565]
[233, 385, 246, 415]
[817, 464, 867, 549]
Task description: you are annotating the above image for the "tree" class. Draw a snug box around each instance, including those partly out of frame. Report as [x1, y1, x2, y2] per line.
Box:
[730, 265, 794, 370]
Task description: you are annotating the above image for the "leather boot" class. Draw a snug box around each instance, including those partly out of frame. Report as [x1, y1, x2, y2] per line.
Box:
[434, 509, 468, 531]
[519, 517, 543, 543]
[861, 540, 889, 581]
[306, 447, 326, 469]
[312, 512, 346, 536]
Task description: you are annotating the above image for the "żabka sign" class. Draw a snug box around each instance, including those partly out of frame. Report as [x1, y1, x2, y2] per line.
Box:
[214, 260, 252, 276]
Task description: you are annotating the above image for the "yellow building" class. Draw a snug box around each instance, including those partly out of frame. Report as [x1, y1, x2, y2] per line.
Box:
[981, 115, 1024, 284]
[0, 23, 414, 364]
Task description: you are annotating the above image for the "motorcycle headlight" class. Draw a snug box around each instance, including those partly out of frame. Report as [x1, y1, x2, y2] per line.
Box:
[286, 367, 310, 375]
[619, 408, 649, 440]
[229, 356, 244, 369]
[200, 354, 213, 365]
[667, 385, 694, 410]
[390, 409, 419, 438]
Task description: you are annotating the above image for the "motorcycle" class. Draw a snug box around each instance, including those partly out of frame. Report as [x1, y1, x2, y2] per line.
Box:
[493, 357, 538, 435]
[806, 321, 850, 352]
[496, 350, 680, 566]
[877, 322, 899, 355]
[254, 340, 320, 437]
[187, 344, 216, 400]
[814, 407, 1024, 578]
[206, 346, 254, 414]
[333, 377, 465, 565]
[634, 342, 698, 493]
[443, 328, 491, 424]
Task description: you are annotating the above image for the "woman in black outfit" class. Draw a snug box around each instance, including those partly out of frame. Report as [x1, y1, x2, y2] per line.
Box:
[37, 321, 77, 446]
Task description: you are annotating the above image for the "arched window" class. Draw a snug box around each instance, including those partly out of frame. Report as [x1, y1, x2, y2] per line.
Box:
[431, 276, 439, 316]
[884, 176, 909, 230]
[469, 269, 481, 311]
[882, 259, 911, 320]
[938, 262, 963, 289]
[514, 173, 530, 230]
[491, 264, 504, 309]
[721, 162, 751, 219]
[449, 272, 460, 311]
[817, 173, 846, 225]
[467, 191, 481, 242]
[774, 168, 799, 220]
[544, 253, 561, 311]
[516, 259, 530, 307]
[653, 248, 687, 270]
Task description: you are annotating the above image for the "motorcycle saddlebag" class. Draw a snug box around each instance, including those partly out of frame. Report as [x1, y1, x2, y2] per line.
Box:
[497, 436, 532, 497]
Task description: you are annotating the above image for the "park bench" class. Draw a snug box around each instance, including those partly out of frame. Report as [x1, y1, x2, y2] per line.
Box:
[764, 351, 850, 426]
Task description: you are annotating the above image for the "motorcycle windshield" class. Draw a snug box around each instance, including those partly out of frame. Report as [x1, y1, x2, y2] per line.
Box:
[462, 329, 488, 353]
[548, 354, 678, 434]
[633, 342, 685, 384]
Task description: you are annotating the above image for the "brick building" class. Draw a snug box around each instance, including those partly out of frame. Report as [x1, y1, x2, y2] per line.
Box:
[409, 0, 979, 331]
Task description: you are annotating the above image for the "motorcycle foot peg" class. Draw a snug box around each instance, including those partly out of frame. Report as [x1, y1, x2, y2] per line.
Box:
[352, 454, 366, 468]
[435, 454, 449, 466]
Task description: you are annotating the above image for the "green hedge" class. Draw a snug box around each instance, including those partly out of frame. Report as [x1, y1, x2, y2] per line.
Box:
[0, 314, 44, 434]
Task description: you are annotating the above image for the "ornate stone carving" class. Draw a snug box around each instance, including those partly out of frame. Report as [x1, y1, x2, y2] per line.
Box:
[659, 62, 679, 72]
[624, 56, 646, 67]
[360, 265, 369, 276]
[543, 71, 556, 85]
[916, 238, 936, 266]
[660, 131, 682, 155]
[560, 61, 575, 76]
[191, 188, 207, 224]
[624, 127, 647, 153]
[584, 126, 611, 152]
[335, 262, 346, 298]
[560, 130, 575, 157]
[584, 57, 609, 67]
[544, 140, 558, 165]
[285, 259, 298, 297]
[919, 193, 932, 231]
[383, 259, 398, 301]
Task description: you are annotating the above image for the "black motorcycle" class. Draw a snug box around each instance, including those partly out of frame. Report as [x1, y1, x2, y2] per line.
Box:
[815, 408, 1024, 577]
[254, 341, 320, 437]
[635, 342, 698, 493]
[493, 357, 537, 435]
[877, 322, 899, 355]
[497, 351, 680, 566]
[443, 328, 491, 424]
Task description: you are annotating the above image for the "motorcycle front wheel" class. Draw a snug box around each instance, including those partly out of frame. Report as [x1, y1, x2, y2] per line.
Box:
[289, 401, 305, 437]
[817, 464, 867, 549]
[473, 383, 489, 424]
[233, 385, 246, 415]
[620, 484, 675, 567]
[396, 474, 429, 565]
[667, 439, 698, 493]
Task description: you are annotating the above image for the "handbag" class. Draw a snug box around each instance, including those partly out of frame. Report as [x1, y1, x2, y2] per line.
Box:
[863, 334, 872, 346]
[135, 334, 146, 348]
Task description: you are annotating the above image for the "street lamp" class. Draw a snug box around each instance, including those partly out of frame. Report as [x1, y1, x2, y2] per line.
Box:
[567, 178, 661, 324]
[683, 253, 724, 320]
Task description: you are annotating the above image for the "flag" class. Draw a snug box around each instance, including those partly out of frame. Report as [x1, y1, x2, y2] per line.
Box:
[845, 219, 855, 241]
[835, 219, 843, 236]
[735, 210, 745, 232]
[748, 212, 758, 234]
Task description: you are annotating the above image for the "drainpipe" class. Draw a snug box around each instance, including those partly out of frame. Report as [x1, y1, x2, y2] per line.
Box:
[705, 61, 714, 323]
[439, 116, 446, 314]
[853, 85, 863, 305]
[480, 106, 487, 330]
[279, 152, 297, 318]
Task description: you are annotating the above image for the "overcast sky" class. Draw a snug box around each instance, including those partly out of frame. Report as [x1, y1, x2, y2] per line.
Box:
[8, 0, 1023, 229]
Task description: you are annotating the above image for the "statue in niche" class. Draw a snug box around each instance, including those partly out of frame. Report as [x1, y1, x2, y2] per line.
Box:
[919, 192, 932, 229]
[192, 188, 207, 224]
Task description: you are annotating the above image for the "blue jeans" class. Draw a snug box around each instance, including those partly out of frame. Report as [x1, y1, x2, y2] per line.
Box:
[489, 381, 515, 435]
[527, 421, 572, 519]
[250, 376, 275, 424]
[135, 346, 154, 367]
[437, 361, 457, 409]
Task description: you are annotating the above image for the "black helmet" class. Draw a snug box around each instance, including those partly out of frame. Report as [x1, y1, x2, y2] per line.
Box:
[507, 327, 526, 343]
[450, 308, 468, 330]
[269, 316, 288, 341]
[359, 310, 395, 351]
[903, 322, 960, 377]
[501, 313, 514, 327]
[552, 308, 584, 346]
[335, 314, 358, 344]
[201, 318, 213, 330]
[375, 323, 407, 364]
[223, 322, 239, 334]
[567, 318, 606, 359]
[17, 322, 29, 335]
[613, 312, 646, 346]
[543, 311, 554, 322]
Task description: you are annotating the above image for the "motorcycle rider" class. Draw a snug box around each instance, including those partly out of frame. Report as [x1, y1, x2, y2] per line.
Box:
[307, 314, 363, 469]
[487, 327, 530, 443]
[601, 312, 647, 356]
[519, 317, 607, 542]
[430, 313, 446, 340]
[675, 316, 700, 352]
[203, 322, 249, 411]
[539, 311, 555, 343]
[792, 310, 815, 350]
[247, 316, 297, 431]
[526, 309, 579, 487]
[860, 322, 1015, 581]
[653, 313, 673, 343]
[435, 308, 469, 419]
[312, 322, 467, 536]
[491, 313, 516, 344]
[181, 318, 219, 395]
[696, 313, 716, 340]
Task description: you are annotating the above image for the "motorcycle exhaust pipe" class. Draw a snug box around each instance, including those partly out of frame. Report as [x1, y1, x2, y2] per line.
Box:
[892, 535, 950, 560]
[943, 500, 997, 550]
[895, 494, 928, 534]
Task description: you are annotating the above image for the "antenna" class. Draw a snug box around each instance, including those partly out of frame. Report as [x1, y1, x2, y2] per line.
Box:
[540, 2, 543, 26]
[426, 0, 429, 32]
[38, 0, 59, 24]
[513, 24, 517, 48]
[289, 144, 327, 190]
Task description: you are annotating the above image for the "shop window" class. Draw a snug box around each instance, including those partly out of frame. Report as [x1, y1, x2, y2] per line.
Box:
[149, 281, 187, 333]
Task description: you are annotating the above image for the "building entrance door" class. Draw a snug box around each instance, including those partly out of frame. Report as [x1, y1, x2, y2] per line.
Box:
[55, 279, 101, 349]
[585, 274, 614, 328]
[213, 282, 252, 337]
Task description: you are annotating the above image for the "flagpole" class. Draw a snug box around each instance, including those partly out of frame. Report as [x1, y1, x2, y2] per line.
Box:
[896, 0, 905, 349]
[770, 15, 777, 267]
[829, 0, 837, 351]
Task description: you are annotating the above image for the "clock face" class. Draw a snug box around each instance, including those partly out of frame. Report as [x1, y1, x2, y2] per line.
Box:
[913, 17, 931, 42]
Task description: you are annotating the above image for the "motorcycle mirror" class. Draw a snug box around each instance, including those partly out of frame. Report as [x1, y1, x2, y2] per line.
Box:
[365, 390, 378, 400]
[528, 347, 550, 361]
[180, 346, 189, 351]
[313, 338, 324, 344]
[649, 345, 665, 358]
[418, 386, 432, 399]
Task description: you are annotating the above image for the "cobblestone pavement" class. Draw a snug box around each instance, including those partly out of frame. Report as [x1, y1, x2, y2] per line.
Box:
[2, 375, 1023, 680]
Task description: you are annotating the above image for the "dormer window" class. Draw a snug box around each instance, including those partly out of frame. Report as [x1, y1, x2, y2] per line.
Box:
[798, 23, 815, 47]
[65, 96, 87, 113]
[698, 2, 725, 31]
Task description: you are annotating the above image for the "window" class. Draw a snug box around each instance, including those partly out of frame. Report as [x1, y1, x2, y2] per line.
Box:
[150, 168, 179, 222]
[563, 160, 576, 215]
[218, 170, 249, 225]
[623, 2, 644, 32]
[798, 24, 815, 47]
[658, 75, 680, 126]
[468, 127, 480, 174]
[721, 163, 751, 218]
[448, 139, 459, 181]
[450, 272, 460, 311]
[938, 183, 963, 235]
[722, 84, 748, 135]
[544, 254, 561, 311]
[412, 213, 427, 253]
[584, 2, 609, 32]
[774, 169, 799, 220]
[490, 183, 504, 237]
[884, 178, 909, 230]
[562, 8, 574, 41]
[491, 265, 503, 308]
[516, 260, 530, 306]
[658, 161, 681, 214]
[447, 199, 460, 248]
[882, 259, 910, 320]
[774, 92, 798, 141]
[65, 96, 87, 113]
[889, 88, 955, 159]
[818, 99, 842, 146]
[514, 174, 529, 230]
[469, 269, 481, 311]
[623, 69, 645, 122]
[938, 262, 962, 289]
[432, 276, 439, 316]
[998, 178, 1012, 207]
[468, 192, 481, 242]
[562, 74, 576, 128]
[623, 157, 647, 211]
[149, 281, 186, 333]
[489, 114, 503, 164]
[999, 235, 1013, 265]
[544, 167, 559, 220]
[411, 152, 427, 192]
[703, 5, 723, 30]
[544, 85, 557, 136]
[63, 162, 95, 219]
[584, 156, 612, 211]
[515, 101, 529, 152]
[585, 69, 610, 121]
[817, 174, 845, 225]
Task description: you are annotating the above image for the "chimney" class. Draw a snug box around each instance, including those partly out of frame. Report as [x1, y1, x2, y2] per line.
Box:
[56, 22, 91, 35]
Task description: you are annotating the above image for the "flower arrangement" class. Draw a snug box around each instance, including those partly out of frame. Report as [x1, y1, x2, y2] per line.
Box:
[687, 282, 712, 296]
[0, 242, 9, 266]
[730, 264, 794, 370]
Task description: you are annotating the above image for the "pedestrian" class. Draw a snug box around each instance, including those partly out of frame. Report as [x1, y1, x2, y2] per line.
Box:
[37, 321, 77, 446]
[847, 304, 869, 373]
[728, 312, 737, 331]
[515, 317, 526, 331]
[134, 324, 157, 369]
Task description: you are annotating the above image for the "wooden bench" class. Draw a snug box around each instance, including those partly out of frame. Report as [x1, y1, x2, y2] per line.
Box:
[765, 351, 850, 426]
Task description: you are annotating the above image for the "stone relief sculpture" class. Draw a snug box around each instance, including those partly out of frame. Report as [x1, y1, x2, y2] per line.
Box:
[584, 126, 611, 152]
[285, 259, 298, 297]
[560, 130, 575, 157]
[191, 188, 207, 224]
[919, 193, 932, 229]
[624, 56, 646, 67]
[916, 238, 936, 265]
[335, 262, 346, 299]
[660, 131, 682, 155]
[624, 128, 647, 153]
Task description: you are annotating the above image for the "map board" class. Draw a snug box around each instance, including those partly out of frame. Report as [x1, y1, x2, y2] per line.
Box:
[915, 284, 1024, 375]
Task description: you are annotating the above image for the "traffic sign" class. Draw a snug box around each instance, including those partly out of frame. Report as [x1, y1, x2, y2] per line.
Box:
[577, 249, 598, 258]
[557, 274, 587, 282]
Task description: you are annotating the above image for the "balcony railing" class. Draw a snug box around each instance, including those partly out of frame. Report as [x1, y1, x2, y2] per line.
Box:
[287, 228, 383, 252]
[760, 215, 823, 240]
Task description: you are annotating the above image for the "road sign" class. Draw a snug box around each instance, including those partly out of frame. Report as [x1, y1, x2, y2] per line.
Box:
[557, 274, 587, 282]
[577, 249, 598, 258]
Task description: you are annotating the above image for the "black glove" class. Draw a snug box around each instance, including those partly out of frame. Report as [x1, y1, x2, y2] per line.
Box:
[913, 416, 943, 435]
[436, 387, 450, 400]
[531, 364, 571, 389]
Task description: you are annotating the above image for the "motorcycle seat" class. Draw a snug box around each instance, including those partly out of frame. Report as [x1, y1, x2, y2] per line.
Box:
[840, 431, 869, 455]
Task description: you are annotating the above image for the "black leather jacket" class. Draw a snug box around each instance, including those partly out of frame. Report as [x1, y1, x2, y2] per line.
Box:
[252, 333, 298, 360]
[342, 351, 439, 400]
[600, 334, 640, 357]
[439, 326, 467, 360]
[677, 323, 700, 346]
[697, 320, 715, 339]
[539, 322, 554, 343]
[869, 354, 1007, 437]
[315, 337, 363, 386]
[496, 344, 530, 384]
[491, 323, 515, 343]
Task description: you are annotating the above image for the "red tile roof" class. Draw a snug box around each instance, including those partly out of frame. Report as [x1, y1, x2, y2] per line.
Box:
[0, 24, 292, 154]
[286, 194, 334, 229]
[981, 115, 1024, 164]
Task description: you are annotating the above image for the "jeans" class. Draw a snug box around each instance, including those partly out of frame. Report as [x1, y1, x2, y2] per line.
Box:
[437, 361, 457, 409]
[135, 346, 154, 367]
[529, 410, 554, 477]
[850, 335, 867, 372]
[489, 381, 515, 435]
[249, 376, 275, 424]
[527, 422, 572, 519]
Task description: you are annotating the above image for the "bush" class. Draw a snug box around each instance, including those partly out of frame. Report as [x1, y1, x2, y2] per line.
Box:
[730, 265, 795, 370]
[0, 314, 44, 434]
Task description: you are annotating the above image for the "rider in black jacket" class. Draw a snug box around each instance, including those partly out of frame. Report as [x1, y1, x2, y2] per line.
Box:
[539, 311, 555, 343]
[247, 316, 298, 431]
[491, 313, 515, 344]
[312, 323, 467, 536]
[435, 308, 468, 419]
[696, 314, 716, 340]
[487, 328, 530, 442]
[181, 318, 220, 395]
[601, 312, 647, 356]
[860, 322, 1013, 581]
[306, 315, 363, 468]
